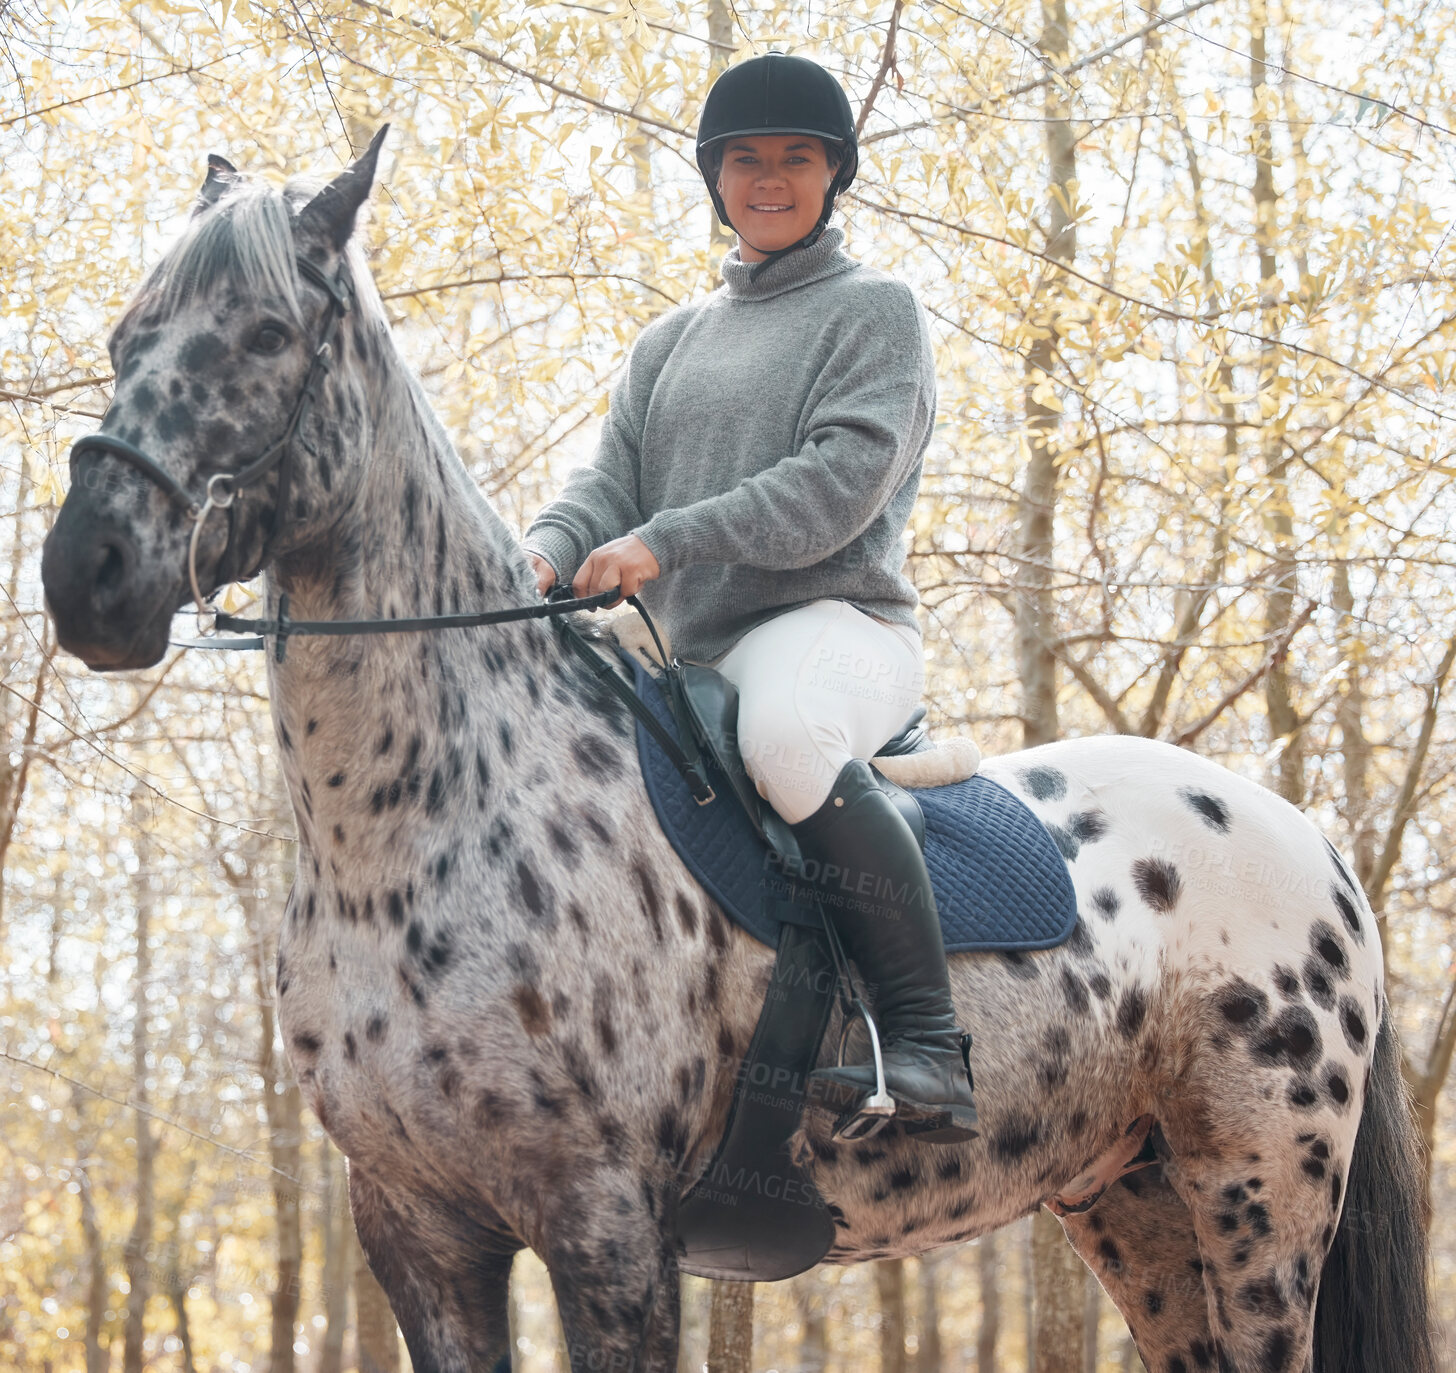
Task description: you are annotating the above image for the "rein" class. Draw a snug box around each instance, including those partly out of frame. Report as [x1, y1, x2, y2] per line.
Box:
[68, 251, 719, 803]
[191, 587, 718, 806]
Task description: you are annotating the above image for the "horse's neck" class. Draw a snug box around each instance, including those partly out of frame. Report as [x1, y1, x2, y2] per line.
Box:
[263, 351, 569, 881]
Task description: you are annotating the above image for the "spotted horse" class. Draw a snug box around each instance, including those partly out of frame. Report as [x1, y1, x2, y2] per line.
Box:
[41, 132, 1435, 1373]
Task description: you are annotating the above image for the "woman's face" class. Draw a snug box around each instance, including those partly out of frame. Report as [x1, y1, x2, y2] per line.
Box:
[715, 135, 836, 261]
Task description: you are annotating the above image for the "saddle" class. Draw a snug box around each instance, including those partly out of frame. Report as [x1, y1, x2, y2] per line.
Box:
[640, 658, 1076, 1282]
[552, 605, 1076, 1283]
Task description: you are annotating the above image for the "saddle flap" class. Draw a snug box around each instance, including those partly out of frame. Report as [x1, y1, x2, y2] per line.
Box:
[675, 664, 767, 835]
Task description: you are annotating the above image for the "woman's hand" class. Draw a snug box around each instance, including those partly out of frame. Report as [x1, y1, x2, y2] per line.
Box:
[527, 552, 557, 596]
[573, 534, 661, 606]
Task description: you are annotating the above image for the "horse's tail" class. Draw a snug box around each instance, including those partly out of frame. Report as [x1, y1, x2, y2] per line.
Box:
[1314, 1009, 1437, 1372]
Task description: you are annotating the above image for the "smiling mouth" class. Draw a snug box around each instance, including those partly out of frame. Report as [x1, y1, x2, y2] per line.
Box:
[748, 204, 793, 213]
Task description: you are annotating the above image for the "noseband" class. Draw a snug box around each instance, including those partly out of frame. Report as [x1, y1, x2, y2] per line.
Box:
[68, 255, 353, 611]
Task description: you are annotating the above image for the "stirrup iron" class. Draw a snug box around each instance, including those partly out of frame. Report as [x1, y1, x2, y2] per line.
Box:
[825, 997, 896, 1141]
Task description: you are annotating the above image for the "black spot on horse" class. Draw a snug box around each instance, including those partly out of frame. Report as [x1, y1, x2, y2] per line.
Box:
[547, 818, 580, 864]
[1288, 1079, 1319, 1109]
[1214, 979, 1268, 1031]
[179, 331, 226, 372]
[1132, 857, 1182, 913]
[1309, 921, 1349, 978]
[1272, 965, 1301, 999]
[1325, 1067, 1351, 1109]
[999, 950, 1039, 979]
[1338, 996, 1368, 1052]
[1088, 971, 1112, 1000]
[1180, 788, 1231, 833]
[1332, 888, 1362, 942]
[991, 1116, 1042, 1163]
[1038, 1026, 1071, 1089]
[1021, 765, 1067, 801]
[1143, 1288, 1164, 1316]
[572, 733, 618, 779]
[1253, 1006, 1321, 1070]
[155, 401, 196, 443]
[1069, 810, 1107, 844]
[1048, 823, 1079, 861]
[1061, 967, 1090, 1014]
[1116, 987, 1148, 1039]
[365, 1013, 388, 1042]
[1260, 1328, 1294, 1371]
[1095, 1236, 1123, 1274]
[292, 1032, 321, 1055]
[1300, 957, 1336, 1011]
[634, 860, 664, 942]
[674, 892, 698, 937]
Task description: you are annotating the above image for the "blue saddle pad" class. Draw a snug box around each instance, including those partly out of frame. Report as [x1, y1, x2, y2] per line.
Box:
[628, 657, 1077, 953]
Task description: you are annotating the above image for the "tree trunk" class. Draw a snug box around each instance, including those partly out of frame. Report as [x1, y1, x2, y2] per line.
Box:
[707, 1282, 754, 1373]
[976, 1233, 999, 1373]
[1332, 566, 1377, 888]
[169, 1286, 198, 1373]
[1081, 1270, 1100, 1373]
[122, 812, 157, 1373]
[319, 1141, 351, 1373]
[876, 1258, 908, 1373]
[705, 0, 736, 251]
[792, 1272, 828, 1373]
[1033, 1208, 1086, 1373]
[1021, 1220, 1035, 1368]
[355, 1228, 401, 1373]
[75, 1144, 108, 1373]
[234, 848, 304, 1373]
[1015, 0, 1079, 751]
[915, 1252, 943, 1373]
[1250, 0, 1305, 805]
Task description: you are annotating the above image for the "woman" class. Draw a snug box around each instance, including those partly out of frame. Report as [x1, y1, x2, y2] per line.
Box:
[523, 52, 977, 1143]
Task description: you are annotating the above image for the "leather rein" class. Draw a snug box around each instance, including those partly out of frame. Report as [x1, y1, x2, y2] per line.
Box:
[67, 251, 716, 803]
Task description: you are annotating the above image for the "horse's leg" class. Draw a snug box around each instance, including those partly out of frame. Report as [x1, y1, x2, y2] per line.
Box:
[1060, 1167, 1217, 1372]
[1164, 1142, 1341, 1373]
[543, 1171, 680, 1372]
[349, 1165, 520, 1373]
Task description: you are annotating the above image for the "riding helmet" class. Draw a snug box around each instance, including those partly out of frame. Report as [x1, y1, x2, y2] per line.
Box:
[695, 53, 859, 243]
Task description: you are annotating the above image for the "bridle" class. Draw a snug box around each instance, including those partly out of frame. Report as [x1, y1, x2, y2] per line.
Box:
[68, 255, 354, 614]
[64, 248, 719, 805]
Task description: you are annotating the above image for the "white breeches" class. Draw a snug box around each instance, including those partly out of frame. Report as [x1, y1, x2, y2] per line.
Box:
[709, 598, 925, 825]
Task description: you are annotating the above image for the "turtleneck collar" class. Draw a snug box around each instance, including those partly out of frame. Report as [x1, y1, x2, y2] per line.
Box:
[719, 226, 857, 301]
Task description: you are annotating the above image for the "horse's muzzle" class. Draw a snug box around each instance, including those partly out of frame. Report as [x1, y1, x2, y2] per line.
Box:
[41, 498, 174, 669]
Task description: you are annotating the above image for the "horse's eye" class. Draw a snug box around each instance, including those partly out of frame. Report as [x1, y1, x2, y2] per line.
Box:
[251, 324, 289, 354]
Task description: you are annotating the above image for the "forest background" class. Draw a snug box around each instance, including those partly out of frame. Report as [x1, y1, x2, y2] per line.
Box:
[2, 0, 1455, 1369]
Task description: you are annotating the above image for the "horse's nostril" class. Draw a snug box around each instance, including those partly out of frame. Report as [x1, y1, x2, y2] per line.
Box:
[92, 538, 131, 601]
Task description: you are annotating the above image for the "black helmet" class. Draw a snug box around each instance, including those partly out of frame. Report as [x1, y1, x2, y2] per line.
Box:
[696, 53, 859, 242]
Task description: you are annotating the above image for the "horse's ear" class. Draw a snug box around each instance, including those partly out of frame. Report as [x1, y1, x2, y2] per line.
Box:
[192, 153, 240, 217]
[297, 125, 390, 252]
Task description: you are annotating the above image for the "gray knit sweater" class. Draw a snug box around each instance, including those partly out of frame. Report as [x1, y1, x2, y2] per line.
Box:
[523, 227, 936, 664]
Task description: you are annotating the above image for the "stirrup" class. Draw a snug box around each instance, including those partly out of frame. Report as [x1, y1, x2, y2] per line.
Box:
[818, 997, 896, 1141]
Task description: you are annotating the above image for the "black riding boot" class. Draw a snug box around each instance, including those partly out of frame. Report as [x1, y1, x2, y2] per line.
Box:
[788, 759, 978, 1143]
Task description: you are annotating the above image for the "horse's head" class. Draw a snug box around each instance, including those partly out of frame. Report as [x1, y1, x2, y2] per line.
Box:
[42, 128, 390, 669]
